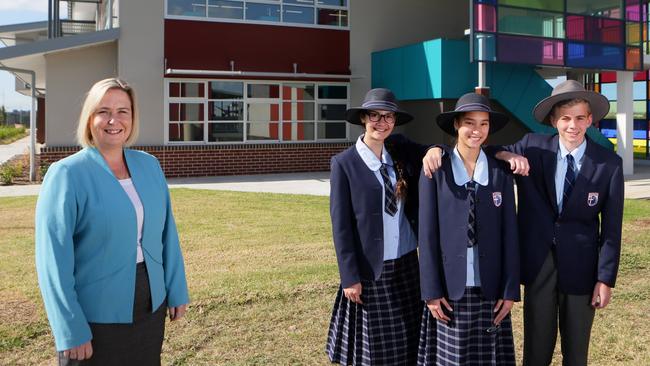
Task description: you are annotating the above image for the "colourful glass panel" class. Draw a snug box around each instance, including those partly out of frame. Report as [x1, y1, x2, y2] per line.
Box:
[475, 3, 496, 32]
[627, 22, 642, 45]
[474, 33, 497, 61]
[474, 0, 497, 4]
[626, 47, 641, 70]
[625, 0, 641, 21]
[567, 0, 622, 19]
[566, 15, 623, 44]
[634, 71, 648, 81]
[601, 72, 617, 82]
[566, 43, 624, 69]
[498, 6, 564, 38]
[499, 0, 563, 12]
[497, 35, 563, 65]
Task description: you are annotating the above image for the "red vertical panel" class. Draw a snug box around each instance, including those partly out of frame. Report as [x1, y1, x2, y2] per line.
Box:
[270, 104, 279, 139]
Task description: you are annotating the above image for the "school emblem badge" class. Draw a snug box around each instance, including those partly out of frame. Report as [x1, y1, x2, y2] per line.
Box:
[492, 192, 502, 207]
[587, 192, 599, 207]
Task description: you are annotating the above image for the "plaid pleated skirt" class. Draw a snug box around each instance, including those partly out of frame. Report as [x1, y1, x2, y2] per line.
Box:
[326, 250, 422, 366]
[417, 287, 516, 366]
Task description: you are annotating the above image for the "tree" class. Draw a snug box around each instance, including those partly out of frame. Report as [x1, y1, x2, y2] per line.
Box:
[0, 105, 5, 125]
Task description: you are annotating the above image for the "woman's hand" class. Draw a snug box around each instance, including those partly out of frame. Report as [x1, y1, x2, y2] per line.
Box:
[426, 298, 453, 324]
[168, 304, 188, 321]
[493, 299, 514, 325]
[343, 283, 363, 304]
[63, 341, 93, 360]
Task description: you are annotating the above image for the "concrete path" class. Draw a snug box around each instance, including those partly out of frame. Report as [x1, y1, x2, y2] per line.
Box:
[0, 134, 30, 165]
[1, 166, 649, 199]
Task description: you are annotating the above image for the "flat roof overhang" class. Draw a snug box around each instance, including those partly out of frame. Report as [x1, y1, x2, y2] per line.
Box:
[0, 28, 119, 95]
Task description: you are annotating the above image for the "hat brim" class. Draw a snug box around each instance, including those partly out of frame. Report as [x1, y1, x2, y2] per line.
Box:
[436, 111, 509, 136]
[345, 107, 414, 126]
[533, 90, 610, 123]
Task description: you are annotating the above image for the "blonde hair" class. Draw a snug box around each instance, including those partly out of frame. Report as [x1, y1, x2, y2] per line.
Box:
[76, 78, 139, 147]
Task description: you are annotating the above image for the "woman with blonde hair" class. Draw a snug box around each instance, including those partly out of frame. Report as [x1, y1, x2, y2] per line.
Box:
[36, 78, 189, 365]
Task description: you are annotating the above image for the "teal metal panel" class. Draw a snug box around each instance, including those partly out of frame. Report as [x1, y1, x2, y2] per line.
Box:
[440, 40, 476, 99]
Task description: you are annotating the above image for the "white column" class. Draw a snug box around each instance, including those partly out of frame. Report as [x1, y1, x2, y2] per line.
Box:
[616, 71, 634, 175]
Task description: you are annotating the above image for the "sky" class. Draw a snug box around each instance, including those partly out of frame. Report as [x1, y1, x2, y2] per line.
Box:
[0, 0, 52, 111]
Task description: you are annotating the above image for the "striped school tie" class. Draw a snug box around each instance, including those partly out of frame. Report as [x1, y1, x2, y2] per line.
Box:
[379, 164, 398, 216]
[563, 154, 576, 209]
[467, 181, 477, 248]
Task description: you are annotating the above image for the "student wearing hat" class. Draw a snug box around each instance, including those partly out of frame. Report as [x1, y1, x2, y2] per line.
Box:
[325, 88, 431, 365]
[417, 92, 520, 365]
[488, 80, 625, 366]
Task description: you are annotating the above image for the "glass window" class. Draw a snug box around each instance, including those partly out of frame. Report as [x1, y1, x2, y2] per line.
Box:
[318, 85, 347, 99]
[627, 22, 642, 45]
[248, 103, 280, 121]
[317, 8, 347, 26]
[474, 33, 497, 62]
[282, 122, 315, 141]
[317, 0, 347, 6]
[497, 35, 564, 65]
[475, 3, 496, 32]
[283, 5, 314, 24]
[498, 0, 563, 12]
[498, 7, 564, 38]
[247, 122, 280, 140]
[209, 81, 243, 99]
[282, 84, 315, 100]
[208, 123, 244, 142]
[601, 83, 617, 100]
[283, 102, 315, 120]
[246, 3, 280, 22]
[169, 103, 205, 121]
[168, 0, 207, 16]
[169, 123, 204, 142]
[207, 0, 244, 19]
[567, 43, 624, 69]
[625, 0, 642, 21]
[626, 46, 641, 70]
[285, 0, 314, 5]
[634, 81, 646, 100]
[566, 16, 623, 44]
[567, 0, 622, 19]
[209, 101, 244, 121]
[169, 82, 205, 98]
[248, 84, 280, 98]
[319, 104, 346, 120]
[317, 122, 346, 139]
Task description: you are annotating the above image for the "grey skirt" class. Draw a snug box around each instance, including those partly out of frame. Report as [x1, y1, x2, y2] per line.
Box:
[58, 262, 167, 366]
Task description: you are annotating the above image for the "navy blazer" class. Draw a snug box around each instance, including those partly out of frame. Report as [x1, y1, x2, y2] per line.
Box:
[330, 134, 426, 288]
[418, 153, 520, 302]
[493, 133, 624, 295]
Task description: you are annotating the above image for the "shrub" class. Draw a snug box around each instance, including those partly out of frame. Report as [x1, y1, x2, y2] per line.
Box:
[0, 161, 23, 185]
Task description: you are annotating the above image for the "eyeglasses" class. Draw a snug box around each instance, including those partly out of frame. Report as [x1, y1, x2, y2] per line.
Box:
[367, 111, 396, 124]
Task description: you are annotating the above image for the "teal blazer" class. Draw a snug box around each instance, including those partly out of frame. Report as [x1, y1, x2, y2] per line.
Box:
[35, 147, 189, 351]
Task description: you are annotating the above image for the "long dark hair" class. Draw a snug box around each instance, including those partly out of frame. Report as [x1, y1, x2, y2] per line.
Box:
[385, 140, 408, 201]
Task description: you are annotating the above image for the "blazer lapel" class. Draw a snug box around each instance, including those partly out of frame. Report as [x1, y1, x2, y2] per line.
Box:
[541, 134, 560, 215]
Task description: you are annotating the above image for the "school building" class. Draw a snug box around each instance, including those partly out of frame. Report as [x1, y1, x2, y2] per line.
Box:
[0, 0, 647, 177]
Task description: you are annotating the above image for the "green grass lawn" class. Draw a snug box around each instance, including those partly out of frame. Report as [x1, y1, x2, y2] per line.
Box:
[0, 190, 649, 365]
[0, 125, 27, 145]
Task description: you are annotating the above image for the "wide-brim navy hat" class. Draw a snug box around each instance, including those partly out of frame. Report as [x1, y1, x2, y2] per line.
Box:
[436, 92, 509, 136]
[533, 79, 610, 123]
[345, 88, 414, 126]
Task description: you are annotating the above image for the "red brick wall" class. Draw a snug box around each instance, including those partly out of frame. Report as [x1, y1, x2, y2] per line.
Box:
[39, 143, 352, 178]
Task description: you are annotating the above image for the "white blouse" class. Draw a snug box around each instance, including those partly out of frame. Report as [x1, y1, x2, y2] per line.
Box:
[119, 178, 144, 263]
